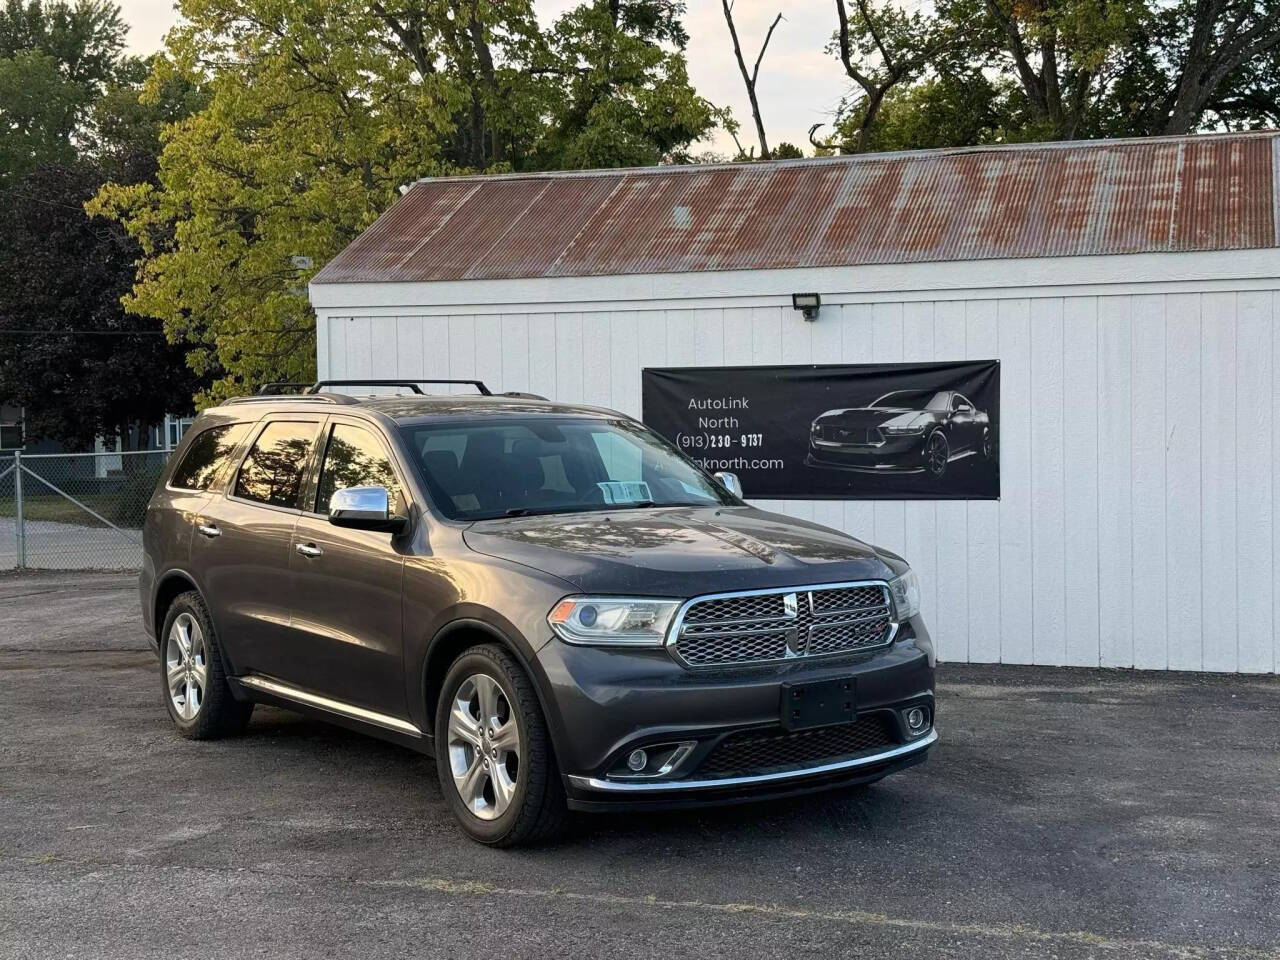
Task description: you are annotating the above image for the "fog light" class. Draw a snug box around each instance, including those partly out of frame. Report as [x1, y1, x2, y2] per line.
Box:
[627, 749, 648, 772]
[905, 707, 929, 733]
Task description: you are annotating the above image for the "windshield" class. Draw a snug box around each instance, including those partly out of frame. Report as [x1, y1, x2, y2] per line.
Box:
[871, 390, 949, 411]
[402, 417, 737, 520]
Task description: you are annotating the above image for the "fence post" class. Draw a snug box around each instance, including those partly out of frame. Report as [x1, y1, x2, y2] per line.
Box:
[13, 450, 25, 569]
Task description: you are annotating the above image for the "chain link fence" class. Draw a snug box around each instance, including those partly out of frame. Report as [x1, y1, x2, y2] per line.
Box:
[0, 450, 169, 571]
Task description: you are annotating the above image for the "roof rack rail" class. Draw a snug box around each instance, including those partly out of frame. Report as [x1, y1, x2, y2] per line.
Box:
[499, 391, 549, 401]
[250, 379, 492, 396]
[224, 392, 357, 406]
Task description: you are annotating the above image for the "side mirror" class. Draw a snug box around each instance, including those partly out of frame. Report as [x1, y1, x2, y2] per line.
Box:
[713, 471, 743, 499]
[329, 485, 406, 533]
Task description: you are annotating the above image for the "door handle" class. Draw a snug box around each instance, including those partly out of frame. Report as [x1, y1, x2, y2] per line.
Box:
[196, 523, 221, 539]
[295, 543, 323, 558]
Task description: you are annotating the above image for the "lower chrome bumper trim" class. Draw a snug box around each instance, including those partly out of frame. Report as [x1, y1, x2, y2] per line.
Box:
[567, 729, 937, 793]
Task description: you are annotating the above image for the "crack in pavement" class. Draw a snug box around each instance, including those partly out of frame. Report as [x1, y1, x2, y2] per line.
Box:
[3, 853, 1274, 959]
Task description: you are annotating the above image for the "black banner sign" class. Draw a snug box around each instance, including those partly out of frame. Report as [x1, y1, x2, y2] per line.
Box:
[642, 361, 1000, 500]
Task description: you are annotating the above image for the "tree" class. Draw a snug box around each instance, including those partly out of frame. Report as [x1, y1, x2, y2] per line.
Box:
[91, 0, 719, 403]
[0, 0, 128, 183]
[530, 0, 719, 168]
[0, 160, 201, 447]
[827, 0, 1280, 151]
[90, 0, 468, 403]
[720, 1, 782, 160]
[825, 0, 959, 153]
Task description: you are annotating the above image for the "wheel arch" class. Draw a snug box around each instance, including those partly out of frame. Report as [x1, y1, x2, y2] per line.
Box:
[421, 619, 563, 759]
[153, 569, 200, 643]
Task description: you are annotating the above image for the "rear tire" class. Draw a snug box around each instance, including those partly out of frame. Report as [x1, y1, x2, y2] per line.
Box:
[434, 643, 567, 847]
[160, 591, 253, 739]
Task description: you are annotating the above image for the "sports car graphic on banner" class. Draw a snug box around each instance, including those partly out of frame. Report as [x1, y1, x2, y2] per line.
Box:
[806, 389, 994, 478]
[642, 361, 999, 500]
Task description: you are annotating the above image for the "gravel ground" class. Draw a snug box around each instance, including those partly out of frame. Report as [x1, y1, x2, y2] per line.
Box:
[1, 572, 1277, 960]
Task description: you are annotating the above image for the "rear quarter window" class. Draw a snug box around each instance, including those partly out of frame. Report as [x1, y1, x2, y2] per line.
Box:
[169, 423, 251, 491]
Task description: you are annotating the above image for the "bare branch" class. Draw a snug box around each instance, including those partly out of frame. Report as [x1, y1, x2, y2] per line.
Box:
[721, 1, 783, 160]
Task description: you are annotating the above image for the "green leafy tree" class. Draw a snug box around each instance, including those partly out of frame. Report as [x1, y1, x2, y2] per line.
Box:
[0, 0, 127, 183]
[823, 0, 1280, 151]
[91, 0, 719, 403]
[529, 0, 718, 168]
[90, 0, 469, 403]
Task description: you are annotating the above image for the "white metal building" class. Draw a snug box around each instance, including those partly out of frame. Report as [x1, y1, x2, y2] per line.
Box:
[311, 131, 1280, 673]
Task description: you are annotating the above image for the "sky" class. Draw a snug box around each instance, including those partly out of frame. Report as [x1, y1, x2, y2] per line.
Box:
[115, 0, 853, 156]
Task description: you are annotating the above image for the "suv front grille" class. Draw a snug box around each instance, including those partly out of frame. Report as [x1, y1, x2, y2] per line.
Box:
[673, 583, 894, 666]
[697, 714, 899, 779]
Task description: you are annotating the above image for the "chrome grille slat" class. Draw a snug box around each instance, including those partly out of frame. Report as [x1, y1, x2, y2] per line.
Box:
[671, 581, 894, 666]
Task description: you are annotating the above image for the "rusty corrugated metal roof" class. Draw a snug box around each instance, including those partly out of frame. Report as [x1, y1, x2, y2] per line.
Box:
[313, 132, 1280, 285]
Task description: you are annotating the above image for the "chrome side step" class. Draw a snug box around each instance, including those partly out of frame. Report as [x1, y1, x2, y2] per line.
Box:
[238, 674, 423, 737]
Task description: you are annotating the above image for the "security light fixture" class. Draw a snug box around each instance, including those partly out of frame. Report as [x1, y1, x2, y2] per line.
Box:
[792, 292, 821, 320]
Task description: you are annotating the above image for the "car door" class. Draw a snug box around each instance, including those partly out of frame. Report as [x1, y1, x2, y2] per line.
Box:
[287, 416, 409, 716]
[189, 415, 326, 680]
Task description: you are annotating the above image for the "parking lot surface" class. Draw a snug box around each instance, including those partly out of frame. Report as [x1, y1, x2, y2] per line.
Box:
[1, 572, 1277, 959]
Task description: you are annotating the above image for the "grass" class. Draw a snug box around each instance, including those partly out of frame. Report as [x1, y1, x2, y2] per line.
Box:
[0, 493, 142, 527]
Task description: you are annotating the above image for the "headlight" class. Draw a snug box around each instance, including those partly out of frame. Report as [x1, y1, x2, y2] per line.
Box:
[881, 424, 926, 436]
[548, 596, 682, 646]
[888, 570, 921, 621]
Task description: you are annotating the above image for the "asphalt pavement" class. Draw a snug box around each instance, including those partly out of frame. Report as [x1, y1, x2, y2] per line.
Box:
[1, 572, 1277, 959]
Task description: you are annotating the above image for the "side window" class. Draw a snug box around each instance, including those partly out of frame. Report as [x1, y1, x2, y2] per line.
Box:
[952, 393, 972, 411]
[315, 423, 401, 515]
[233, 422, 318, 508]
[170, 423, 251, 491]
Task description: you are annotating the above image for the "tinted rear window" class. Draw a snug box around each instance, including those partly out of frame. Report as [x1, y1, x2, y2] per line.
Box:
[233, 422, 318, 508]
[169, 423, 251, 491]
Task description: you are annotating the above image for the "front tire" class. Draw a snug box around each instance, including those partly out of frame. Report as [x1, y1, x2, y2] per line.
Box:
[435, 644, 566, 846]
[923, 431, 949, 479]
[160, 591, 252, 739]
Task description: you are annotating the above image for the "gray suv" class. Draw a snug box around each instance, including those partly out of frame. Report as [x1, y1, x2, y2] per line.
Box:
[141, 380, 936, 845]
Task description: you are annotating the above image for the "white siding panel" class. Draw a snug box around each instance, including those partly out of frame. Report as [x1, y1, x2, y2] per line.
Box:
[581, 312, 611, 409]
[554, 313, 584, 403]
[336, 278, 1280, 673]
[1235, 293, 1274, 673]
[1097, 297, 1134, 667]
[447, 315, 476, 394]
[396, 316, 425, 382]
[472, 314, 502, 398]
[610, 311, 641, 417]
[1199, 295, 1238, 672]
[1063, 297, 1100, 666]
[1031, 298, 1067, 665]
[500, 314, 530, 393]
[1130, 295, 1168, 669]
[1165, 294, 1203, 671]
[997, 299, 1032, 665]
[527, 313, 557, 400]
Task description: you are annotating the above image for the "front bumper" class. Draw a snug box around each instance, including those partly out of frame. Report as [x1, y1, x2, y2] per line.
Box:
[806, 435, 927, 473]
[534, 619, 936, 810]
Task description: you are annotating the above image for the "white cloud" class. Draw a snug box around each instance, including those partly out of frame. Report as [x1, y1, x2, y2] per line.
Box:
[115, 0, 851, 155]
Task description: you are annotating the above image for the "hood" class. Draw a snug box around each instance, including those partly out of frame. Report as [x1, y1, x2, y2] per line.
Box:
[462, 505, 896, 596]
[815, 407, 932, 429]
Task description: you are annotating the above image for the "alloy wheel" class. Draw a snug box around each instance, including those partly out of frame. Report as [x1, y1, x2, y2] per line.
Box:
[925, 433, 949, 477]
[165, 612, 208, 720]
[447, 673, 521, 820]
